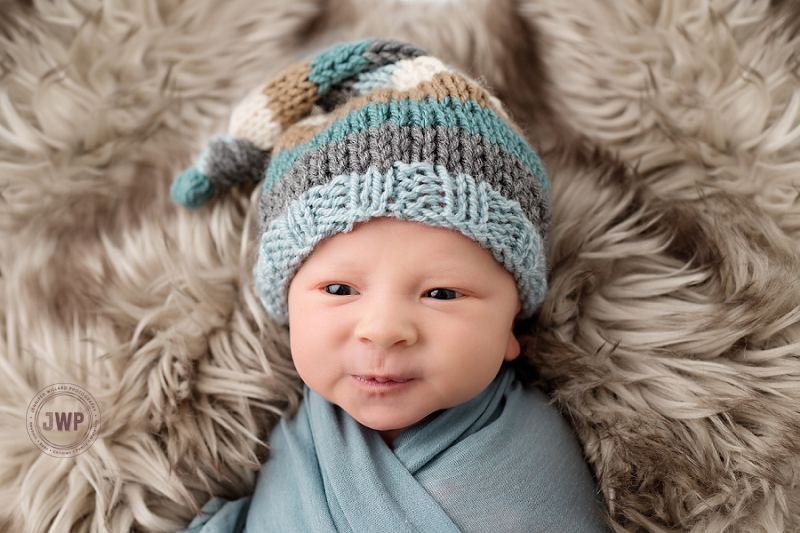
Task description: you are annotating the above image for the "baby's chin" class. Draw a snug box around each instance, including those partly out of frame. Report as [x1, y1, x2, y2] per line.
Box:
[353, 415, 415, 435]
[356, 410, 444, 441]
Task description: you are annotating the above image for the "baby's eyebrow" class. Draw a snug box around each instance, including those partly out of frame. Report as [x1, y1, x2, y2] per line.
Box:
[423, 260, 486, 275]
[307, 258, 368, 276]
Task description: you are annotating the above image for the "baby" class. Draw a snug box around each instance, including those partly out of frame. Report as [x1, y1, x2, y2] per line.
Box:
[172, 39, 607, 532]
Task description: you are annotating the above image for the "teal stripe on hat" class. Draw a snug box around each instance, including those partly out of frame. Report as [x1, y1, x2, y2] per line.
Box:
[264, 97, 548, 195]
[308, 39, 372, 95]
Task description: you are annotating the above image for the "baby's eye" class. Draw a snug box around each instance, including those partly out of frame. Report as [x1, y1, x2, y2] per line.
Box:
[324, 284, 359, 296]
[425, 288, 463, 300]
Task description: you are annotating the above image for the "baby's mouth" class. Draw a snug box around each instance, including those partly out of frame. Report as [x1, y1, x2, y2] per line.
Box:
[353, 375, 412, 386]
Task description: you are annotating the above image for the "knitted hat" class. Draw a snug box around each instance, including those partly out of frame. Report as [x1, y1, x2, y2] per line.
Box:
[171, 39, 550, 325]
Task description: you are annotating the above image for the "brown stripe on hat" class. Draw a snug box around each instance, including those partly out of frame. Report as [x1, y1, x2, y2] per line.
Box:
[260, 61, 318, 130]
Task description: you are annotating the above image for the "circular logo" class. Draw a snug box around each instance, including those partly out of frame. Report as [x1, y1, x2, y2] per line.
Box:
[26, 384, 100, 457]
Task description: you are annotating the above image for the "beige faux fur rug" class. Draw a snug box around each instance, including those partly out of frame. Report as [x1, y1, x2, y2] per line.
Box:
[2, 0, 800, 531]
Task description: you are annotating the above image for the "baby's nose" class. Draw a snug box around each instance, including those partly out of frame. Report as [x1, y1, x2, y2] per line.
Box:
[353, 297, 418, 349]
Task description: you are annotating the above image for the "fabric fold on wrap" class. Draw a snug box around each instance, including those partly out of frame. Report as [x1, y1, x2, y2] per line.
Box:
[181, 367, 608, 533]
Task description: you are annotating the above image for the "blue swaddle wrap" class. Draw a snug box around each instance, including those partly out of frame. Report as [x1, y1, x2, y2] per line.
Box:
[181, 368, 608, 532]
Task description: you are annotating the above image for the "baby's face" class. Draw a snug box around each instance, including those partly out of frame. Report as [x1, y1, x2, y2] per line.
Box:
[287, 217, 521, 442]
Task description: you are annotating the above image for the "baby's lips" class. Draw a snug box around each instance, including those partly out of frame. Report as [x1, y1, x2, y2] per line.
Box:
[371, 376, 410, 383]
[353, 374, 413, 384]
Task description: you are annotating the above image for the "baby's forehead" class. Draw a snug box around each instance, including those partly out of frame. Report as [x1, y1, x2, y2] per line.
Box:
[293, 217, 517, 289]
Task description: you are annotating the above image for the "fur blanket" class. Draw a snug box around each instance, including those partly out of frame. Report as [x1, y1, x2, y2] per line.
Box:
[2, 0, 799, 531]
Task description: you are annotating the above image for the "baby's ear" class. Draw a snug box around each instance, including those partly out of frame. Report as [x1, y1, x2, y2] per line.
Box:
[504, 330, 521, 361]
[503, 300, 523, 361]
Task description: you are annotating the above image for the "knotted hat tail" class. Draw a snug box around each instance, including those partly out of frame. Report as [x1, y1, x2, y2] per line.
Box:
[171, 40, 428, 209]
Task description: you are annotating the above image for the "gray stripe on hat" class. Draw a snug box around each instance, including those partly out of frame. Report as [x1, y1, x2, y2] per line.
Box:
[258, 123, 549, 235]
[361, 39, 428, 68]
[204, 137, 270, 191]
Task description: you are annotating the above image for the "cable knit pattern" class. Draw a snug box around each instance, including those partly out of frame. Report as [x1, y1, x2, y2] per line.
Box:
[254, 162, 546, 324]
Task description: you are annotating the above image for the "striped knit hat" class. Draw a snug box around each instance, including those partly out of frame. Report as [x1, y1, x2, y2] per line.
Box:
[171, 39, 550, 325]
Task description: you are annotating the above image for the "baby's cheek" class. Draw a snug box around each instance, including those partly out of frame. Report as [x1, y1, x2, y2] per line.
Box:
[289, 336, 312, 376]
[289, 313, 342, 388]
[288, 319, 319, 369]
